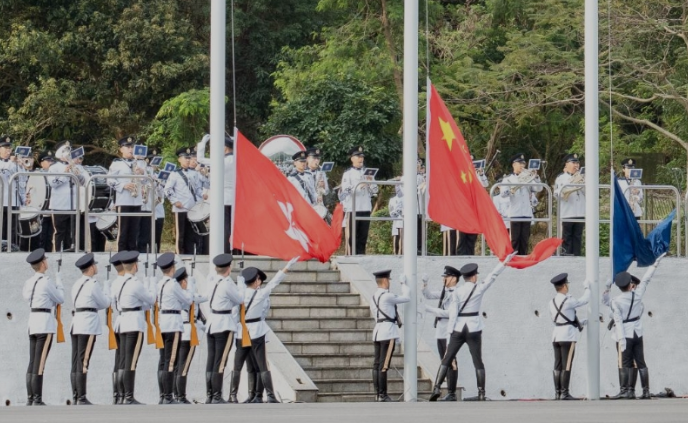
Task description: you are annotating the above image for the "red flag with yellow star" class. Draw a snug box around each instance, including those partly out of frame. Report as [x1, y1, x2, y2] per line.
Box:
[426, 82, 561, 266]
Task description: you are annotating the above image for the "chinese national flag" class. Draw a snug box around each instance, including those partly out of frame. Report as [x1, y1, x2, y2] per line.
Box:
[232, 131, 344, 262]
[426, 82, 561, 267]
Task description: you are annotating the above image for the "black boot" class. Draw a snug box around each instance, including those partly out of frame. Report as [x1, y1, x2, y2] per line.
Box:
[372, 369, 380, 402]
[252, 374, 265, 403]
[157, 370, 165, 404]
[122, 370, 143, 405]
[71, 372, 77, 405]
[26, 373, 33, 406]
[112, 372, 119, 405]
[628, 368, 638, 399]
[553, 370, 562, 400]
[261, 371, 280, 403]
[205, 372, 213, 404]
[611, 368, 629, 399]
[560, 371, 579, 400]
[210, 372, 228, 404]
[476, 369, 486, 401]
[31, 375, 46, 406]
[638, 368, 651, 399]
[176, 376, 191, 404]
[429, 365, 448, 401]
[161, 371, 176, 404]
[439, 367, 458, 401]
[228, 371, 240, 403]
[76, 373, 93, 405]
[117, 370, 125, 405]
[378, 371, 392, 402]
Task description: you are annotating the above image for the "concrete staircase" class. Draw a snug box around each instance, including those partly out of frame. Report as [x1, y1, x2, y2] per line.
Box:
[236, 258, 433, 402]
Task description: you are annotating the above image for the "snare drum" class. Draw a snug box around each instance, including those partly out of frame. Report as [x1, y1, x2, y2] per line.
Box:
[187, 201, 210, 236]
[25, 175, 50, 211]
[17, 207, 42, 238]
[96, 214, 118, 242]
[83, 165, 114, 212]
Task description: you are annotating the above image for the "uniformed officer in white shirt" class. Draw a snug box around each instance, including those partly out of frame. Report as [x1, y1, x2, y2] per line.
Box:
[604, 254, 663, 400]
[0, 135, 21, 242]
[23, 248, 65, 406]
[164, 146, 207, 255]
[204, 253, 243, 404]
[501, 153, 543, 254]
[108, 136, 145, 251]
[136, 148, 160, 253]
[423, 266, 461, 401]
[230, 292, 265, 404]
[176, 267, 207, 404]
[554, 154, 585, 256]
[37, 151, 56, 252]
[388, 194, 402, 255]
[111, 250, 155, 405]
[339, 146, 378, 255]
[618, 158, 643, 220]
[288, 151, 317, 206]
[108, 251, 126, 404]
[69, 252, 111, 405]
[305, 147, 330, 201]
[429, 253, 516, 402]
[549, 272, 590, 400]
[458, 155, 490, 255]
[370, 269, 410, 402]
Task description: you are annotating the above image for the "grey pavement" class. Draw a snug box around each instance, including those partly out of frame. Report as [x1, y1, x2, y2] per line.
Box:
[1, 400, 687, 423]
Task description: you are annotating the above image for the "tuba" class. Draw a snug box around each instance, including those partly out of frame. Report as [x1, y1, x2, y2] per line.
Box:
[561, 171, 584, 200]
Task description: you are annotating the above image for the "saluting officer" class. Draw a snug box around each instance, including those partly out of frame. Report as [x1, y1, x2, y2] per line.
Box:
[108, 251, 126, 404]
[288, 151, 317, 206]
[111, 251, 155, 405]
[339, 146, 378, 255]
[204, 253, 243, 404]
[235, 259, 298, 403]
[423, 266, 461, 401]
[108, 137, 145, 251]
[70, 253, 111, 405]
[370, 269, 410, 402]
[549, 272, 590, 400]
[176, 267, 207, 404]
[604, 254, 664, 400]
[429, 253, 516, 402]
[554, 154, 585, 256]
[23, 248, 64, 406]
[501, 153, 543, 254]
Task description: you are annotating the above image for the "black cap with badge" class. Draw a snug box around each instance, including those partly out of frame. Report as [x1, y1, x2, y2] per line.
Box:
[510, 153, 526, 164]
[26, 248, 46, 265]
[349, 146, 365, 157]
[176, 146, 193, 157]
[564, 154, 580, 163]
[110, 251, 124, 266]
[174, 267, 188, 282]
[550, 273, 568, 285]
[0, 135, 12, 148]
[621, 158, 635, 168]
[119, 251, 139, 264]
[225, 136, 234, 149]
[614, 272, 632, 289]
[442, 266, 461, 278]
[75, 253, 97, 270]
[372, 269, 392, 279]
[213, 253, 233, 268]
[242, 267, 267, 284]
[306, 147, 321, 158]
[118, 136, 135, 147]
[292, 151, 307, 162]
[38, 151, 55, 163]
[460, 263, 479, 278]
[155, 252, 176, 271]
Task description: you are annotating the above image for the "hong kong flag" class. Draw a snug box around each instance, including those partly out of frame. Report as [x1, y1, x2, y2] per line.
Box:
[232, 131, 344, 262]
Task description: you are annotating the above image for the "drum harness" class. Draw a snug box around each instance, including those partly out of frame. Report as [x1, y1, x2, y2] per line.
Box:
[177, 168, 197, 203]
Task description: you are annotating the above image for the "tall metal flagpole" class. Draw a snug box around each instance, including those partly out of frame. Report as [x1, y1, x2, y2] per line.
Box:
[209, 0, 226, 259]
[402, 0, 419, 402]
[584, 0, 600, 401]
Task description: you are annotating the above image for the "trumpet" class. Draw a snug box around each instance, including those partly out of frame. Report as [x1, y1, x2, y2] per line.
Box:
[561, 171, 585, 200]
[510, 169, 538, 194]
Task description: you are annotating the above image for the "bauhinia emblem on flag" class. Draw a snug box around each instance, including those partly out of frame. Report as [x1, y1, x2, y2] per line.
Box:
[232, 131, 344, 262]
[426, 81, 561, 268]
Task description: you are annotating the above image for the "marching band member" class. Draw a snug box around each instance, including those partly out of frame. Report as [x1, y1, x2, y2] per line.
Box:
[339, 146, 378, 255]
[501, 154, 543, 254]
[108, 137, 145, 251]
[177, 268, 207, 404]
[305, 147, 329, 197]
[23, 248, 64, 406]
[37, 151, 55, 252]
[48, 141, 86, 252]
[457, 155, 490, 255]
[618, 158, 643, 220]
[0, 136, 23, 244]
[388, 192, 403, 255]
[70, 252, 111, 405]
[136, 148, 159, 254]
[288, 151, 317, 206]
[189, 149, 209, 255]
[554, 154, 585, 256]
[416, 159, 426, 255]
[423, 267, 460, 401]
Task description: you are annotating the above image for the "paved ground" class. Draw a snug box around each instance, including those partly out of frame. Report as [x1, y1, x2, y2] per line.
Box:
[1, 400, 687, 423]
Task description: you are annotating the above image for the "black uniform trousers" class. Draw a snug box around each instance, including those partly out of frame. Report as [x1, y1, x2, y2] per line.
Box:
[161, 332, 181, 373]
[444, 230, 458, 256]
[52, 214, 72, 252]
[224, 205, 232, 253]
[510, 220, 531, 255]
[441, 327, 484, 370]
[175, 212, 201, 255]
[458, 232, 478, 255]
[373, 339, 396, 372]
[177, 340, 196, 377]
[552, 341, 576, 371]
[206, 330, 234, 374]
[28, 333, 53, 375]
[40, 216, 54, 252]
[621, 334, 646, 369]
[117, 331, 144, 371]
[561, 221, 584, 256]
[117, 206, 141, 252]
[136, 214, 152, 253]
[71, 334, 96, 374]
[347, 211, 371, 255]
[248, 335, 270, 372]
[437, 338, 458, 392]
[233, 340, 259, 372]
[90, 222, 106, 252]
[392, 231, 402, 255]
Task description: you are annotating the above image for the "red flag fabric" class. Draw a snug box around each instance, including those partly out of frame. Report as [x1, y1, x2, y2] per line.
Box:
[426, 82, 559, 268]
[232, 131, 344, 262]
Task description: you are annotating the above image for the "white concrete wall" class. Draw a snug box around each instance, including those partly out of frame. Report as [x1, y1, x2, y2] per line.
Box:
[342, 255, 687, 400]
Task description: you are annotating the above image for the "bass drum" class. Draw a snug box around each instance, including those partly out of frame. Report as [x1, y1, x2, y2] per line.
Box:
[18, 207, 42, 238]
[96, 214, 118, 242]
[187, 201, 210, 236]
[82, 165, 114, 212]
[25, 174, 50, 211]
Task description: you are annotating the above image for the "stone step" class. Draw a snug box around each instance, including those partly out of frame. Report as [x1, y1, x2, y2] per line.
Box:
[304, 366, 422, 380]
[275, 329, 374, 343]
[293, 353, 405, 369]
[316, 391, 434, 403]
[268, 305, 370, 319]
[272, 282, 351, 294]
[230, 269, 341, 283]
[314, 378, 434, 394]
[267, 317, 374, 331]
[231, 257, 333, 272]
[282, 341, 375, 355]
[270, 293, 362, 307]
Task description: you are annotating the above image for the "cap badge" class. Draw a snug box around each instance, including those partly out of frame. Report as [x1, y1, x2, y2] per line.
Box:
[629, 159, 634, 165]
[358, 147, 363, 152]
[520, 154, 524, 159]
[573, 154, 578, 159]
[315, 149, 320, 155]
[65, 141, 70, 147]
[127, 137, 133, 143]
[186, 148, 190, 154]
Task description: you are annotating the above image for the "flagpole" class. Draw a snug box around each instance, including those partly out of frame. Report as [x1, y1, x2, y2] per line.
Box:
[584, 0, 600, 401]
[402, 0, 419, 402]
[209, 0, 226, 259]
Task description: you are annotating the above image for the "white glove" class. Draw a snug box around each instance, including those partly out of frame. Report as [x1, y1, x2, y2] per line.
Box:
[399, 274, 407, 285]
[654, 252, 667, 267]
[201, 134, 211, 144]
[580, 319, 588, 327]
[583, 279, 591, 289]
[504, 251, 518, 263]
[605, 278, 613, 290]
[618, 338, 627, 352]
[285, 256, 299, 271]
[421, 273, 429, 284]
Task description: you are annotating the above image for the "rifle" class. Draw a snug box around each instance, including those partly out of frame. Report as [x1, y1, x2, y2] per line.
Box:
[144, 244, 155, 345]
[239, 243, 251, 347]
[55, 242, 65, 343]
[106, 249, 117, 350]
[189, 244, 199, 346]
[153, 243, 164, 349]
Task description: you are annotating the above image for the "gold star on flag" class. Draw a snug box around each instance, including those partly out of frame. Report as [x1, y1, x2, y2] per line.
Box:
[439, 118, 455, 151]
[461, 171, 467, 183]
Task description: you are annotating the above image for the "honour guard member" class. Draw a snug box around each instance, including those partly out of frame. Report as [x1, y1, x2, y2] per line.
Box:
[423, 267, 460, 401]
[554, 154, 585, 256]
[204, 253, 243, 404]
[458, 155, 490, 255]
[176, 268, 207, 404]
[155, 253, 193, 404]
[37, 151, 55, 252]
[549, 273, 590, 400]
[70, 253, 111, 405]
[429, 253, 516, 402]
[108, 251, 126, 404]
[371, 269, 410, 402]
[618, 158, 643, 220]
[23, 248, 64, 406]
[0, 135, 20, 242]
[153, 252, 176, 404]
[164, 146, 207, 255]
[288, 151, 317, 206]
[108, 137, 145, 251]
[111, 251, 155, 404]
[501, 154, 543, 254]
[604, 254, 664, 400]
[339, 146, 378, 255]
[416, 158, 427, 255]
[231, 313, 264, 403]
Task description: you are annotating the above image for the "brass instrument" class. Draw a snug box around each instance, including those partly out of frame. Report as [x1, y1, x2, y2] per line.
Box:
[561, 171, 584, 200]
[510, 169, 538, 194]
[20, 157, 34, 170]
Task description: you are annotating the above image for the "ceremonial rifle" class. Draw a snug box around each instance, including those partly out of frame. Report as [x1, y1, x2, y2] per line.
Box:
[144, 244, 155, 345]
[106, 250, 117, 349]
[55, 243, 65, 343]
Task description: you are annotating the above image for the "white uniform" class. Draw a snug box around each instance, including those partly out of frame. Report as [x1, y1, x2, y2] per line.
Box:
[0, 158, 21, 206]
[492, 194, 510, 228]
[108, 159, 145, 207]
[445, 266, 505, 336]
[113, 273, 155, 333]
[371, 285, 410, 342]
[70, 276, 111, 335]
[339, 167, 378, 213]
[501, 173, 543, 217]
[23, 272, 65, 335]
[156, 276, 193, 333]
[554, 172, 586, 218]
[617, 178, 643, 218]
[423, 286, 455, 339]
[164, 168, 205, 212]
[305, 168, 330, 197]
[47, 161, 86, 210]
[204, 274, 243, 334]
[388, 196, 403, 236]
[549, 287, 590, 342]
[288, 171, 317, 205]
[237, 271, 286, 339]
[196, 137, 235, 206]
[604, 266, 655, 342]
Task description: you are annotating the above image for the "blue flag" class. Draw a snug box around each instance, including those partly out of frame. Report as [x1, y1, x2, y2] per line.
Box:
[612, 176, 674, 276]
